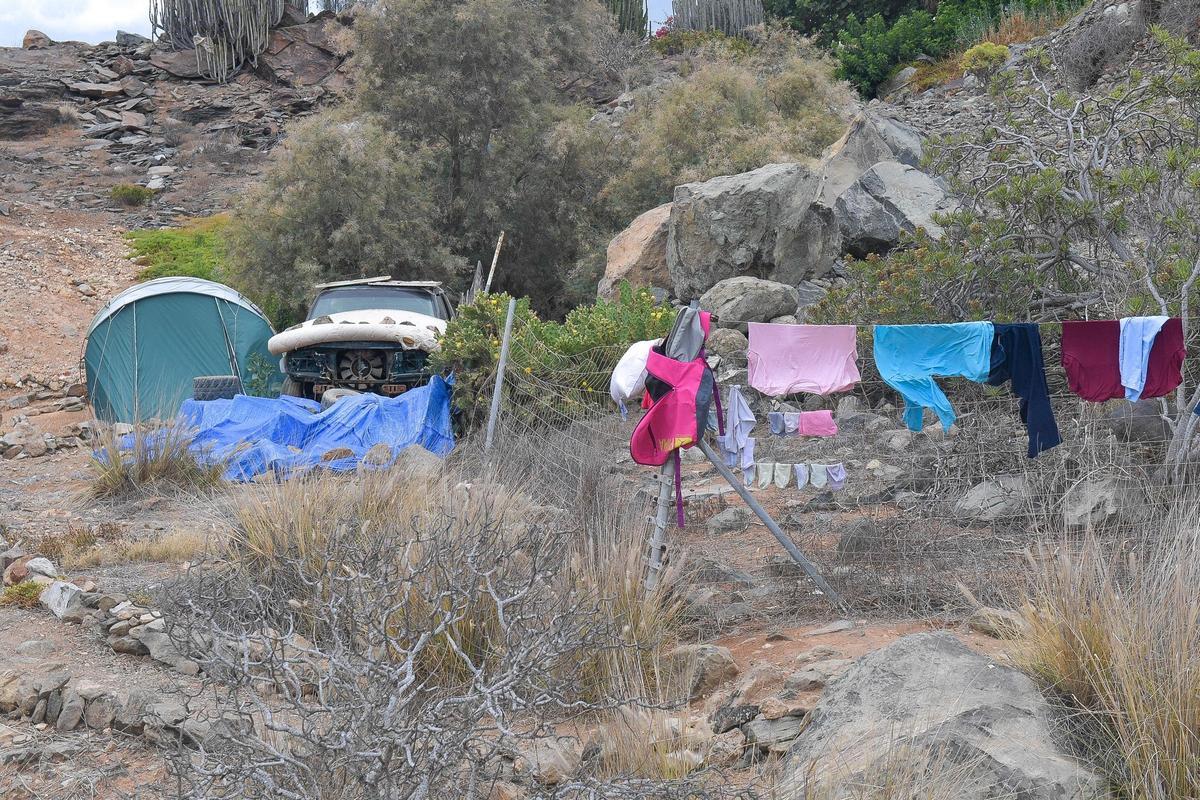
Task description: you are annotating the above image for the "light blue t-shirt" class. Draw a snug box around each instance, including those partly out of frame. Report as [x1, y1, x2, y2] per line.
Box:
[873, 322, 995, 432]
[1119, 316, 1169, 401]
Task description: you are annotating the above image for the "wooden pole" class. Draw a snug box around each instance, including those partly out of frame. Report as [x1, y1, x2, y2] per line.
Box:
[484, 231, 506, 294]
[484, 297, 517, 454]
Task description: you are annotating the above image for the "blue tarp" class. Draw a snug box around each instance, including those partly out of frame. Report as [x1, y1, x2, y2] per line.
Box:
[175, 376, 455, 481]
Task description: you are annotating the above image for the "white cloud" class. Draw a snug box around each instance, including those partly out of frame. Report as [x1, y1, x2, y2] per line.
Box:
[0, 0, 152, 48]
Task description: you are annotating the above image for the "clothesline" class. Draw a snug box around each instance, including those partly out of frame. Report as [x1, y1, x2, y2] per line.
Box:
[709, 315, 1200, 329]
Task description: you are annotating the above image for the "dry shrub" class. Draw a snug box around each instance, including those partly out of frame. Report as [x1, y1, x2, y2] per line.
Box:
[607, 48, 849, 220]
[219, 458, 679, 699]
[0, 581, 44, 609]
[156, 451, 703, 797]
[1018, 499, 1200, 797]
[1056, 6, 1146, 90]
[87, 423, 225, 500]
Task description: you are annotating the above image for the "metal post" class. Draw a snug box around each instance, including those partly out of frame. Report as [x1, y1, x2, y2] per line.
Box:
[646, 458, 675, 591]
[484, 297, 517, 454]
[697, 439, 847, 612]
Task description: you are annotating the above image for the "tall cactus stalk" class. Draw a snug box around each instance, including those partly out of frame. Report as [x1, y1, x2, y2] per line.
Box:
[149, 0, 289, 82]
[606, 0, 649, 36]
[671, 0, 765, 37]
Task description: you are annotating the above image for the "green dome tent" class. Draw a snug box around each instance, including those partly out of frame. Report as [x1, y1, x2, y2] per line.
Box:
[85, 277, 281, 423]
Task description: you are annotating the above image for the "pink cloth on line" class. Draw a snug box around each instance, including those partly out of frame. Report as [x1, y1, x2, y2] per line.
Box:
[747, 323, 860, 396]
[798, 410, 838, 437]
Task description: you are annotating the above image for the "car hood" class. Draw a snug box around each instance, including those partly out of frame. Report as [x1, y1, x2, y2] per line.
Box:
[269, 309, 447, 356]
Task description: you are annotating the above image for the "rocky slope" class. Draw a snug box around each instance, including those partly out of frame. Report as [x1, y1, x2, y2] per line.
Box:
[600, 0, 1170, 327]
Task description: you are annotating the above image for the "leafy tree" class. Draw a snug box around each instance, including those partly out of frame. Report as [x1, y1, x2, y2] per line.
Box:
[228, 115, 459, 325]
[229, 0, 624, 319]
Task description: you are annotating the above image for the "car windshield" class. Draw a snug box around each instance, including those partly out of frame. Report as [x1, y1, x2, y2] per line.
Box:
[309, 286, 443, 319]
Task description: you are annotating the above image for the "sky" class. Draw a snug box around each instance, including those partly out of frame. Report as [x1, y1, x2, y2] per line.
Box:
[1, 0, 676, 48]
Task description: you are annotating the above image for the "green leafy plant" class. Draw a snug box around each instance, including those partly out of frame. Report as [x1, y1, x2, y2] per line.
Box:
[125, 214, 229, 281]
[0, 581, 44, 609]
[110, 183, 155, 207]
[431, 286, 675, 428]
[960, 40, 1009, 78]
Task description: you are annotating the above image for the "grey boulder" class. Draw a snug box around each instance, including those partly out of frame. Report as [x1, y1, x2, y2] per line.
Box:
[700, 277, 800, 333]
[776, 632, 1104, 799]
[836, 162, 957, 257]
[668, 163, 821, 300]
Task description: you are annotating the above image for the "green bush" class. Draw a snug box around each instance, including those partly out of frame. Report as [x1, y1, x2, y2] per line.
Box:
[810, 225, 1052, 326]
[125, 214, 229, 282]
[431, 286, 675, 428]
[110, 183, 155, 207]
[961, 41, 1010, 77]
[835, 11, 948, 96]
[834, 0, 1085, 96]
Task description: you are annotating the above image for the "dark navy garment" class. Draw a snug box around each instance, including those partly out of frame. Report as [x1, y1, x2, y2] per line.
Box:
[987, 323, 1061, 458]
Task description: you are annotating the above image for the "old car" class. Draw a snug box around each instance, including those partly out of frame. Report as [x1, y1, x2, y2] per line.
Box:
[268, 277, 452, 401]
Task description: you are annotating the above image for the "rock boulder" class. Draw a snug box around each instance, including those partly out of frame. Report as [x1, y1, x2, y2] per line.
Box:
[22, 30, 53, 50]
[668, 163, 820, 299]
[598, 202, 671, 300]
[836, 162, 957, 257]
[700, 277, 800, 333]
[777, 632, 1104, 799]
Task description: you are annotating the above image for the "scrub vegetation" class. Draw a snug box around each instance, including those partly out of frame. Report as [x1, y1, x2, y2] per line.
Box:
[431, 285, 675, 427]
[0, 581, 44, 609]
[125, 214, 230, 282]
[109, 183, 156, 207]
[224, 2, 848, 321]
[87, 423, 226, 500]
[1019, 501, 1200, 798]
[157, 440, 702, 797]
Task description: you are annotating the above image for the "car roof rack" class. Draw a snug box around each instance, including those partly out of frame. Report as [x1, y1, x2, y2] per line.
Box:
[313, 276, 445, 290]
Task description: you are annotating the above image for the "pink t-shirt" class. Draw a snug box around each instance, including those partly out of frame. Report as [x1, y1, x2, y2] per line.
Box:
[747, 323, 860, 396]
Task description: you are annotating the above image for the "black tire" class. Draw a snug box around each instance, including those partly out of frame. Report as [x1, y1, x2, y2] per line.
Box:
[192, 375, 243, 402]
[280, 377, 307, 398]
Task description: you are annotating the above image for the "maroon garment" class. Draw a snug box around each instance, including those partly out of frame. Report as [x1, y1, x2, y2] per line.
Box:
[1061, 320, 1122, 402]
[1061, 318, 1186, 402]
[1140, 317, 1185, 399]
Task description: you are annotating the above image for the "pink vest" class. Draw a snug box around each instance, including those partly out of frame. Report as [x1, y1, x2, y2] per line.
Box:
[629, 350, 707, 466]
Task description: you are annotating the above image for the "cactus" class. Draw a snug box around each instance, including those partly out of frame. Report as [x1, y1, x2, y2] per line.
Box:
[606, 0, 649, 36]
[149, 0, 290, 82]
[671, 0, 765, 37]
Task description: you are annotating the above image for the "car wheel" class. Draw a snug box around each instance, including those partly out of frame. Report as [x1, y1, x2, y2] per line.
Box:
[193, 375, 243, 402]
[280, 377, 307, 398]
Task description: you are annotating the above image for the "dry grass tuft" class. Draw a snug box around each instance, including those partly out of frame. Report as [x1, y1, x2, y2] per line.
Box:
[1018, 502, 1200, 798]
[68, 529, 215, 568]
[782, 744, 1005, 799]
[87, 423, 225, 500]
